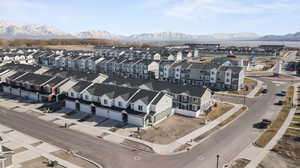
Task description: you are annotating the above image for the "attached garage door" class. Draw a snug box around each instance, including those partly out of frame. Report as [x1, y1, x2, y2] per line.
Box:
[96, 107, 108, 118]
[128, 115, 144, 127]
[80, 103, 91, 113]
[109, 111, 122, 122]
[65, 100, 76, 110]
[3, 86, 10, 94]
[11, 88, 20, 96]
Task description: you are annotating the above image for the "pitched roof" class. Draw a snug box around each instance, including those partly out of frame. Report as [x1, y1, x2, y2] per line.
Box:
[15, 73, 54, 85]
[72, 80, 92, 93]
[86, 83, 139, 100]
[129, 89, 159, 105]
[43, 68, 99, 81]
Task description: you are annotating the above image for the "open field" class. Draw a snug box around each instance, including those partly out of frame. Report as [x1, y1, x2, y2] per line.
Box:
[138, 115, 205, 144]
[255, 86, 294, 148]
[44, 45, 95, 51]
[286, 128, 300, 137]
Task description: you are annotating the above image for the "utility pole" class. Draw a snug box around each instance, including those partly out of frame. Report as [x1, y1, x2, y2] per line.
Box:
[216, 154, 220, 168]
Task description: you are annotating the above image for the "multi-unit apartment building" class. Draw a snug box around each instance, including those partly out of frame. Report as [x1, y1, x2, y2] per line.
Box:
[159, 59, 245, 91]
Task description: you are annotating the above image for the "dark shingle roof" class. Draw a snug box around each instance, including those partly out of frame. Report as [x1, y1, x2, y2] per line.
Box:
[130, 89, 159, 105]
[7, 72, 26, 80]
[86, 83, 139, 100]
[43, 68, 99, 81]
[44, 76, 66, 87]
[15, 73, 53, 85]
[72, 81, 92, 93]
[2, 63, 40, 72]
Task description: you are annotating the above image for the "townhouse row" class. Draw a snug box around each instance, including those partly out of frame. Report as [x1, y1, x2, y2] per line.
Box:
[34, 53, 245, 91]
[0, 64, 214, 126]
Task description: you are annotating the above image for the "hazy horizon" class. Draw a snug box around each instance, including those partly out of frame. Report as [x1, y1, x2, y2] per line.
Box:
[1, 0, 299, 36]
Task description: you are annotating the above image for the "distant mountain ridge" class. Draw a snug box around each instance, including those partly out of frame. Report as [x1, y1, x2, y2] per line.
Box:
[0, 21, 260, 41]
[259, 32, 300, 41]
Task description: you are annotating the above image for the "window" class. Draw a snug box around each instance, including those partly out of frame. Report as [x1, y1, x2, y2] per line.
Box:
[118, 101, 122, 107]
[226, 73, 230, 76]
[226, 79, 230, 82]
[104, 99, 108, 105]
[70, 92, 74, 97]
[138, 105, 143, 111]
[85, 95, 89, 100]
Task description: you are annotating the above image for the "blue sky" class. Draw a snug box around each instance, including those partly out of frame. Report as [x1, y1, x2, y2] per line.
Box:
[0, 0, 299, 35]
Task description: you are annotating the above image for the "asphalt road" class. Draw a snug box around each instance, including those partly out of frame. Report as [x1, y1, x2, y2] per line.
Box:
[0, 78, 293, 168]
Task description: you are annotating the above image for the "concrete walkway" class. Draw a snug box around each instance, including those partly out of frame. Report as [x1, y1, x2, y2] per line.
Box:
[0, 126, 82, 168]
[247, 79, 264, 98]
[235, 83, 299, 168]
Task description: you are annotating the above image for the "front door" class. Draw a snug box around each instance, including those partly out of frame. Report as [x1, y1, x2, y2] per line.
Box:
[76, 103, 80, 112]
[91, 106, 96, 115]
[122, 113, 128, 123]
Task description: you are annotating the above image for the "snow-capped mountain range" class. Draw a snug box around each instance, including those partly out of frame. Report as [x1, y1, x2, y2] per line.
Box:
[0, 21, 260, 41]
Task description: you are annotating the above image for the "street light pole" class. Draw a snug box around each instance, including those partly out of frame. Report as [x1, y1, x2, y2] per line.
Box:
[216, 154, 220, 168]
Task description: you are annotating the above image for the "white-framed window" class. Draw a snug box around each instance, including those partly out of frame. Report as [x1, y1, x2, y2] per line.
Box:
[118, 101, 122, 107]
[85, 95, 89, 100]
[104, 99, 108, 105]
[138, 105, 143, 111]
[70, 92, 74, 97]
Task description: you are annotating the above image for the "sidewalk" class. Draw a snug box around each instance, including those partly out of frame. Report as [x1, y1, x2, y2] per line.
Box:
[39, 103, 244, 154]
[0, 125, 82, 168]
[231, 83, 299, 168]
[247, 79, 263, 98]
[0, 94, 245, 154]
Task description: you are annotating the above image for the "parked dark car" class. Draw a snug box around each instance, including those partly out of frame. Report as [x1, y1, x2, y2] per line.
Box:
[275, 100, 284, 105]
[253, 119, 272, 129]
[276, 91, 286, 97]
[262, 119, 272, 125]
[262, 89, 268, 94]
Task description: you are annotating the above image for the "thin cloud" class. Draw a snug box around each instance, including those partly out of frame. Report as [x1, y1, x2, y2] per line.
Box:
[165, 0, 300, 20]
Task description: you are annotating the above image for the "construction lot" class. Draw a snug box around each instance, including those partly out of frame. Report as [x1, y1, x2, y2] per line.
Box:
[136, 115, 206, 144]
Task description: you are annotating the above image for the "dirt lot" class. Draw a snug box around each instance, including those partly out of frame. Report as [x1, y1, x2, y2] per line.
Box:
[21, 157, 64, 168]
[138, 115, 205, 144]
[51, 150, 97, 168]
[230, 158, 250, 168]
[121, 139, 154, 152]
[45, 45, 95, 51]
[206, 102, 234, 121]
[258, 134, 300, 168]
